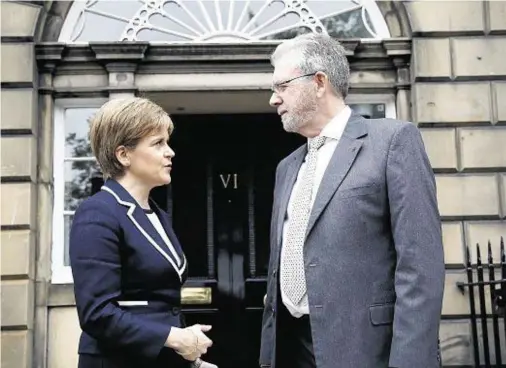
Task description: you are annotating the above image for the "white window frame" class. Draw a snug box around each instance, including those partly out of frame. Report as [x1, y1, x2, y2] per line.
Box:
[52, 98, 107, 284]
[347, 93, 396, 119]
[58, 0, 390, 43]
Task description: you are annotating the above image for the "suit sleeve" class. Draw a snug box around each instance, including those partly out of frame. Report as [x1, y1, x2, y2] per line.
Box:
[385, 123, 445, 367]
[69, 199, 173, 360]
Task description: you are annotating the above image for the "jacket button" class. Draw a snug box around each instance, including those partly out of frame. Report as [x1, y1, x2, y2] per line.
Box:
[172, 307, 181, 315]
[271, 307, 276, 317]
[273, 269, 277, 276]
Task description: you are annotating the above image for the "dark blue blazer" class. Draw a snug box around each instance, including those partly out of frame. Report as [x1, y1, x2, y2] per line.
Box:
[69, 179, 189, 366]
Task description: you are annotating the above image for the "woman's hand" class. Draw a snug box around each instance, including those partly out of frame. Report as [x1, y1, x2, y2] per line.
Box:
[165, 324, 213, 361]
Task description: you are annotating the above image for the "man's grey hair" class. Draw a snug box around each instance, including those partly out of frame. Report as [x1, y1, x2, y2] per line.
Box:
[270, 33, 350, 98]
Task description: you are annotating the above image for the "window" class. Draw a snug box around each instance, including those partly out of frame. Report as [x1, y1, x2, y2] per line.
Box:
[52, 99, 105, 284]
[59, 0, 390, 43]
[347, 94, 396, 120]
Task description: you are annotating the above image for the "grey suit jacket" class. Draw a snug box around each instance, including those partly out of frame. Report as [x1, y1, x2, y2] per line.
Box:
[259, 112, 445, 368]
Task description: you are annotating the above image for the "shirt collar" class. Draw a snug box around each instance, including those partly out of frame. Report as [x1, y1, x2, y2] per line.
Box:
[319, 105, 352, 141]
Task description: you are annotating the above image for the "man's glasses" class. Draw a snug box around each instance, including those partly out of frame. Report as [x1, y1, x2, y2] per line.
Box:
[271, 72, 317, 94]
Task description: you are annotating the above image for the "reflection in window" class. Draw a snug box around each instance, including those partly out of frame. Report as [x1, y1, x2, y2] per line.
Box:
[349, 103, 385, 119]
[60, 0, 389, 43]
[61, 108, 102, 265]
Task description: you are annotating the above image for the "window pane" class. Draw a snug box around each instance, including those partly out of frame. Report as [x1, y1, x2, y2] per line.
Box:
[350, 103, 386, 119]
[63, 0, 385, 42]
[323, 8, 374, 39]
[65, 160, 102, 211]
[65, 108, 97, 158]
[64, 214, 73, 267]
[73, 1, 140, 42]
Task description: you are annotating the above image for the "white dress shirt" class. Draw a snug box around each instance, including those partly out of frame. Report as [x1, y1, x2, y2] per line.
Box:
[145, 210, 182, 266]
[280, 106, 352, 317]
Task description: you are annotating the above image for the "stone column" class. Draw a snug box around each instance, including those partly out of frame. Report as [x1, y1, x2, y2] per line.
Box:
[0, 2, 43, 368]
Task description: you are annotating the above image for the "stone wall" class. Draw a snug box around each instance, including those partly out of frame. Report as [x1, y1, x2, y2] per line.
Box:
[1, 2, 44, 367]
[406, 1, 506, 364]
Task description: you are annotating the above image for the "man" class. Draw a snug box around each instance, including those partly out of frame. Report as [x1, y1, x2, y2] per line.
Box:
[259, 33, 445, 368]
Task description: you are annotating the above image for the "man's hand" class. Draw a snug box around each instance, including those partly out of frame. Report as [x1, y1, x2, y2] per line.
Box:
[193, 359, 218, 368]
[165, 324, 213, 361]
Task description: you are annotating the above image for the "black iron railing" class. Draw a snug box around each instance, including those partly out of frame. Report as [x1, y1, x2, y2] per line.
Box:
[456, 237, 506, 367]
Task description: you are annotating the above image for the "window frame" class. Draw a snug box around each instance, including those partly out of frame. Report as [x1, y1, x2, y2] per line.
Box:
[58, 0, 391, 43]
[51, 98, 107, 284]
[347, 93, 396, 119]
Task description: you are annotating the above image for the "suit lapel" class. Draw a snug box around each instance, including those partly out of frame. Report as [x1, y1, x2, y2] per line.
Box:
[306, 113, 368, 236]
[150, 200, 186, 268]
[276, 145, 306, 251]
[101, 180, 186, 282]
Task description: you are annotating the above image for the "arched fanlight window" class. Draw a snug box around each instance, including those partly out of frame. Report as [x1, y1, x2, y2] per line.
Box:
[59, 0, 390, 43]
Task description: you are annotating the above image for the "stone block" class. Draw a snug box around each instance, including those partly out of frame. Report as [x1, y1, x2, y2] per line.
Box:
[414, 83, 491, 124]
[0, 230, 33, 278]
[452, 37, 506, 78]
[53, 74, 109, 89]
[493, 82, 506, 123]
[413, 38, 451, 78]
[489, 1, 506, 33]
[443, 271, 499, 316]
[1, 280, 34, 328]
[1, 331, 32, 368]
[439, 320, 473, 365]
[419, 128, 457, 170]
[405, 1, 484, 34]
[442, 272, 470, 315]
[0, 2, 40, 38]
[436, 175, 500, 217]
[0, 183, 35, 227]
[47, 307, 80, 368]
[0, 43, 34, 83]
[458, 127, 506, 169]
[0, 89, 36, 131]
[442, 222, 464, 265]
[1, 136, 36, 178]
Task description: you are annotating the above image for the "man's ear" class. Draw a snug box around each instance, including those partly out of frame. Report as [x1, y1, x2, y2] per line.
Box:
[115, 145, 130, 168]
[315, 71, 327, 97]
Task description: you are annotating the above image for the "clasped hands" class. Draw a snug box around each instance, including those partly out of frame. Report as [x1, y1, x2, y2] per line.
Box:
[166, 324, 217, 367]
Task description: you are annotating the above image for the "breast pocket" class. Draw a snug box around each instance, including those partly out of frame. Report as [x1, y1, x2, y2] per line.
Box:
[335, 184, 380, 199]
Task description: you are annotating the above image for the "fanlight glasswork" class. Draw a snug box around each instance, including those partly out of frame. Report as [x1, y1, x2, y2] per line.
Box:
[59, 0, 390, 43]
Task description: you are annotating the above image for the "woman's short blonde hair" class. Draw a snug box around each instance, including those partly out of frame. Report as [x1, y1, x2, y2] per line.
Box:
[89, 97, 174, 179]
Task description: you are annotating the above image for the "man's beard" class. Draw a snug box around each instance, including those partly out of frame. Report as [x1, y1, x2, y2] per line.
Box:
[281, 90, 318, 133]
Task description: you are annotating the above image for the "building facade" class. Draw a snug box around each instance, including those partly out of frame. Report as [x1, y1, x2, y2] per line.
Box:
[1, 1, 505, 367]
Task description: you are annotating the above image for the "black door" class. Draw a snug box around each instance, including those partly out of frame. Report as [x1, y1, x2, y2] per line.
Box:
[152, 113, 303, 368]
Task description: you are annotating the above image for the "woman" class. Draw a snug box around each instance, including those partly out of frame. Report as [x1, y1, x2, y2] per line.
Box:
[69, 97, 217, 368]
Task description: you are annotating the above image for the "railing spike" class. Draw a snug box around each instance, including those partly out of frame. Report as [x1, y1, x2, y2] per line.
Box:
[488, 240, 493, 264]
[465, 245, 471, 267]
[476, 243, 482, 265]
[501, 237, 505, 262]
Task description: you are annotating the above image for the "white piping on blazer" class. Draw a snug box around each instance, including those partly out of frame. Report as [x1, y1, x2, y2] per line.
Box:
[101, 186, 187, 282]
